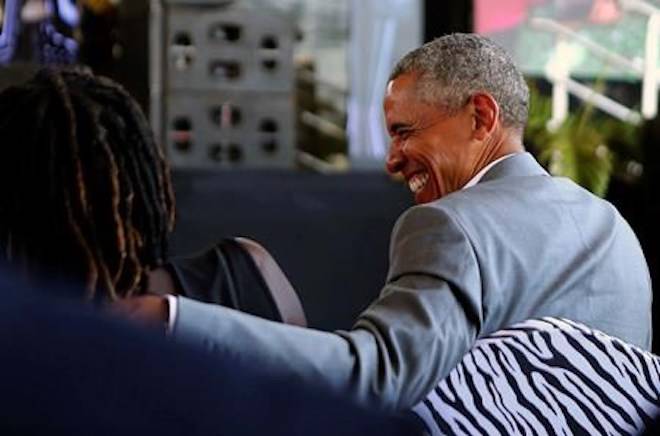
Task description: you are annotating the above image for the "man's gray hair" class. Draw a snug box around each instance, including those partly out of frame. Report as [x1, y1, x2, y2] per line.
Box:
[389, 33, 529, 129]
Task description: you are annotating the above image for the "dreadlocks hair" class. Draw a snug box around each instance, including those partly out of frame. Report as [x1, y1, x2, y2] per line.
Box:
[0, 67, 175, 300]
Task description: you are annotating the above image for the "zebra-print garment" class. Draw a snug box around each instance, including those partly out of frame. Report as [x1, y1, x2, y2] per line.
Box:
[413, 318, 660, 435]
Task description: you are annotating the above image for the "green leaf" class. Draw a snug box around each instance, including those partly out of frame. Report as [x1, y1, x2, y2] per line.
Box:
[526, 82, 639, 197]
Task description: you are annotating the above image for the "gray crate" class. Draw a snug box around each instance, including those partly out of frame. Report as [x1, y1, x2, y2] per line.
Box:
[163, 90, 294, 168]
[151, 0, 297, 169]
[165, 5, 294, 92]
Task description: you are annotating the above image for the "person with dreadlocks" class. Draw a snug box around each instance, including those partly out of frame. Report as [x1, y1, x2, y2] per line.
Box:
[0, 66, 305, 326]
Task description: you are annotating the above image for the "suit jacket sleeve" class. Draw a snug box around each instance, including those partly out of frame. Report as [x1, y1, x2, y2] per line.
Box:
[172, 204, 483, 411]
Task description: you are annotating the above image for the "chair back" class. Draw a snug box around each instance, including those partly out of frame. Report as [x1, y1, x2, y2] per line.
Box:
[414, 317, 660, 435]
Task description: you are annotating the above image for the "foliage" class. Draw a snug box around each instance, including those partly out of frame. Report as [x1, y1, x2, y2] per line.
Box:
[525, 83, 642, 197]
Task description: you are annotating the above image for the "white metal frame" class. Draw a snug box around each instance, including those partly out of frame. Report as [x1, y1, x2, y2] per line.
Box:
[530, 0, 660, 130]
[149, 0, 164, 145]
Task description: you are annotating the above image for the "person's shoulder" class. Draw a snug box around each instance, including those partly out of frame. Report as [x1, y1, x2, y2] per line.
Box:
[392, 171, 619, 234]
[396, 178, 531, 223]
[393, 173, 555, 237]
[391, 185, 499, 234]
[444, 172, 611, 217]
[393, 200, 461, 232]
[389, 199, 473, 250]
[549, 176, 619, 210]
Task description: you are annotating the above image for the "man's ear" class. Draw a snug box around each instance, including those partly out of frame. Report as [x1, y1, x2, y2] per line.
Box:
[470, 93, 499, 141]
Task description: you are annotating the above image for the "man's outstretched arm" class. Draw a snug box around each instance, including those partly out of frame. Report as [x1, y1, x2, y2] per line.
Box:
[122, 204, 483, 411]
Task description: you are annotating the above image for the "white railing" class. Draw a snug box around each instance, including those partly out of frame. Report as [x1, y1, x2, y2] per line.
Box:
[530, 0, 660, 130]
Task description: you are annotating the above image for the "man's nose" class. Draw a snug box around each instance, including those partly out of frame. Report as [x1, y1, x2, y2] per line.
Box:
[386, 140, 406, 174]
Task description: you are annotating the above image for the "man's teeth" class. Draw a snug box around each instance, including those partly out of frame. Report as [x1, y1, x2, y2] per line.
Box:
[408, 173, 429, 193]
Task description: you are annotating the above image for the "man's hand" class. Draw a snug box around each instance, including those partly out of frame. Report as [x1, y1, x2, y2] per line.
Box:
[110, 295, 170, 331]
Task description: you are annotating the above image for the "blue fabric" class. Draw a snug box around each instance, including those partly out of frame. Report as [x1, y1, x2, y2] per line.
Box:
[0, 272, 417, 436]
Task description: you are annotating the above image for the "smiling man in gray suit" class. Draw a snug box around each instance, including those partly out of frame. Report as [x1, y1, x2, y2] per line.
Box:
[116, 33, 652, 412]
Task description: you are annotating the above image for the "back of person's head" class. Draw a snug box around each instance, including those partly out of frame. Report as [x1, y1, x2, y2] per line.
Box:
[389, 33, 529, 130]
[0, 67, 175, 300]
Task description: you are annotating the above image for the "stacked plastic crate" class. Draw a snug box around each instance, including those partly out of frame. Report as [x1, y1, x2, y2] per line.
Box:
[152, 0, 295, 168]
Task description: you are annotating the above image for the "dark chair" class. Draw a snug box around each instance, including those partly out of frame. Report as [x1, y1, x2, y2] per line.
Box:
[148, 237, 307, 326]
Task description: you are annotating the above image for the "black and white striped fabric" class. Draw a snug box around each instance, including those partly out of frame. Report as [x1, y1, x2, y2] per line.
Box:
[413, 318, 660, 435]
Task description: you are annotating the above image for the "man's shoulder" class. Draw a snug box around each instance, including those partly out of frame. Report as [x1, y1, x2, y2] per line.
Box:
[392, 201, 463, 237]
[440, 172, 613, 218]
[419, 175, 550, 219]
[391, 176, 544, 236]
[395, 172, 622, 243]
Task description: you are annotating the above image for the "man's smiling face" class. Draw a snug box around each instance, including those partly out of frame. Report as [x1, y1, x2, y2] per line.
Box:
[384, 72, 478, 204]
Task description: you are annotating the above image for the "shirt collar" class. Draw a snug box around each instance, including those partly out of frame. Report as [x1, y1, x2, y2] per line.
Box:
[462, 153, 518, 190]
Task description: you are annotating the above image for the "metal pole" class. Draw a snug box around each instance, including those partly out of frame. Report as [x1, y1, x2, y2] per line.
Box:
[149, 0, 164, 148]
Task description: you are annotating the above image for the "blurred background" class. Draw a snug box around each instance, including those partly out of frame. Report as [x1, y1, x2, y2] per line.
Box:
[0, 0, 658, 348]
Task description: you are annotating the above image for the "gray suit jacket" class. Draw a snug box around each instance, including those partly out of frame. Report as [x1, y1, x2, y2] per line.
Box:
[172, 152, 652, 411]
